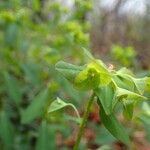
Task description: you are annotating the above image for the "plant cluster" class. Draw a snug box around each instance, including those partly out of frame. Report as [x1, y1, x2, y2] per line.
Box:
[49, 49, 150, 149]
[111, 45, 137, 67]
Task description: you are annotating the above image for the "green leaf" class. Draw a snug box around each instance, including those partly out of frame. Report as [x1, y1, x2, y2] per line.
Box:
[90, 61, 112, 86]
[116, 67, 134, 76]
[58, 77, 84, 104]
[0, 111, 14, 150]
[142, 102, 150, 116]
[112, 74, 134, 91]
[21, 89, 49, 124]
[138, 113, 150, 125]
[56, 52, 111, 91]
[95, 83, 115, 115]
[123, 100, 134, 120]
[82, 47, 94, 60]
[63, 114, 82, 124]
[95, 127, 116, 145]
[115, 68, 148, 94]
[83, 48, 110, 75]
[137, 103, 150, 142]
[143, 123, 150, 142]
[74, 66, 101, 90]
[137, 102, 150, 124]
[83, 47, 111, 75]
[55, 61, 85, 83]
[74, 61, 111, 90]
[48, 97, 80, 119]
[22, 63, 42, 85]
[116, 87, 146, 101]
[99, 105, 130, 145]
[4, 72, 22, 105]
[36, 121, 56, 150]
[131, 77, 147, 94]
[146, 77, 150, 91]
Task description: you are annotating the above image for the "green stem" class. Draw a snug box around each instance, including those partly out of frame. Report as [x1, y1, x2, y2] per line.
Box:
[73, 93, 95, 150]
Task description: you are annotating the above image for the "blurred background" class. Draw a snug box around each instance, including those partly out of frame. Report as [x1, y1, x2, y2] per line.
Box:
[0, 0, 150, 149]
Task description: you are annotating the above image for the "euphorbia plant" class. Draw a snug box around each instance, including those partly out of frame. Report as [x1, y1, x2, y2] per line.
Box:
[48, 49, 150, 149]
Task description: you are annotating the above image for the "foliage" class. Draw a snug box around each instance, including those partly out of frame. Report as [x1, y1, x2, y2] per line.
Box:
[111, 45, 137, 67]
[0, 0, 150, 149]
[49, 49, 150, 148]
[0, 0, 92, 149]
[136, 102, 150, 142]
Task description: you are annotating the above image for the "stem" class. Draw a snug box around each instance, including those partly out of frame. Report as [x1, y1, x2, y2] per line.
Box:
[69, 104, 81, 119]
[73, 93, 95, 150]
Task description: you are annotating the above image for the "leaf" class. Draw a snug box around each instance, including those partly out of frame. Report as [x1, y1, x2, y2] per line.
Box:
[112, 74, 134, 91]
[74, 61, 111, 90]
[4, 72, 22, 105]
[137, 103, 150, 142]
[146, 77, 150, 91]
[82, 47, 94, 60]
[36, 121, 56, 150]
[95, 83, 115, 115]
[123, 100, 134, 120]
[48, 97, 80, 118]
[99, 104, 130, 145]
[22, 63, 42, 85]
[142, 102, 150, 115]
[0, 111, 14, 150]
[95, 127, 116, 145]
[21, 89, 49, 124]
[113, 71, 147, 109]
[116, 67, 134, 76]
[74, 66, 101, 90]
[143, 123, 150, 142]
[63, 114, 82, 124]
[83, 47, 111, 75]
[131, 77, 147, 95]
[56, 52, 111, 91]
[55, 61, 85, 83]
[89, 61, 112, 86]
[83, 47, 110, 75]
[58, 77, 85, 104]
[115, 68, 148, 94]
[137, 102, 150, 124]
[116, 87, 146, 101]
[138, 114, 150, 125]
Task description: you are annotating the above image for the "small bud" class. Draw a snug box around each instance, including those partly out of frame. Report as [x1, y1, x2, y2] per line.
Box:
[108, 63, 114, 71]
